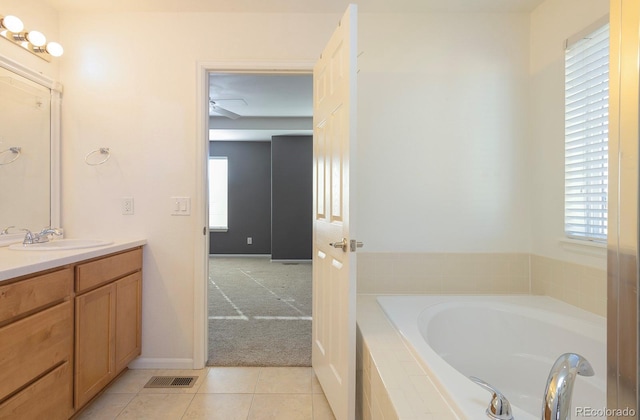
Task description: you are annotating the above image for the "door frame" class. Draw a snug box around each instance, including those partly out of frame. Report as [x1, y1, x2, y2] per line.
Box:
[194, 60, 315, 368]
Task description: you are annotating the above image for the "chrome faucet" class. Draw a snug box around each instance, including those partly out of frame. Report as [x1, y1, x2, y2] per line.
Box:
[39, 227, 63, 238]
[1, 225, 25, 235]
[542, 353, 594, 420]
[1, 226, 15, 235]
[22, 227, 63, 245]
[469, 376, 514, 420]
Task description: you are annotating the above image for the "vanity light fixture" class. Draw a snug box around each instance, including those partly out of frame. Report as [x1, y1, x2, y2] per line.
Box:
[0, 15, 23, 33]
[0, 14, 63, 62]
[44, 41, 63, 57]
[25, 30, 46, 47]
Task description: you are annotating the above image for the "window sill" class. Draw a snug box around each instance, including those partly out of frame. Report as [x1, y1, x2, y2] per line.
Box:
[210, 228, 228, 233]
[558, 237, 607, 258]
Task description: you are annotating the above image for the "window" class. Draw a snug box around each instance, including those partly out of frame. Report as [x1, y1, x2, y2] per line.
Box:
[564, 22, 609, 242]
[209, 157, 228, 231]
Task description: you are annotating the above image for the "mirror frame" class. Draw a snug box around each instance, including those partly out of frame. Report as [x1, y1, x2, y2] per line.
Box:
[0, 54, 61, 229]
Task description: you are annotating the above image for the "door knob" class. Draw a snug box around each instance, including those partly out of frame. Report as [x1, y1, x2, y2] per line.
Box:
[329, 238, 364, 252]
[329, 238, 348, 252]
[350, 240, 363, 252]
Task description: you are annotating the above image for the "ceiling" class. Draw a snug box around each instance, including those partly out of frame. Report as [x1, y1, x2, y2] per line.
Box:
[208, 73, 313, 142]
[45, 0, 546, 13]
[210, 74, 312, 118]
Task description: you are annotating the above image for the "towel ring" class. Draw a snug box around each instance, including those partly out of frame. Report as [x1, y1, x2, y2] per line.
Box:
[0, 147, 21, 165]
[85, 147, 111, 166]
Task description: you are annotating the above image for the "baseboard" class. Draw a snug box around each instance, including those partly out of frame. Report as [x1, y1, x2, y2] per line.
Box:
[127, 357, 196, 370]
[209, 254, 271, 258]
[271, 259, 312, 264]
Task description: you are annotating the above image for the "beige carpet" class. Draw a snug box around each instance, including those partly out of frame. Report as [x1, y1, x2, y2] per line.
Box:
[207, 257, 312, 366]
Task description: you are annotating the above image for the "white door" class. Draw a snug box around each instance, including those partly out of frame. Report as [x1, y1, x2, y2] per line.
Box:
[312, 5, 358, 420]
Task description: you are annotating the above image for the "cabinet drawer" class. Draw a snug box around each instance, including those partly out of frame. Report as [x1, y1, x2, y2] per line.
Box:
[0, 301, 73, 401]
[76, 248, 142, 293]
[0, 268, 73, 325]
[0, 361, 73, 420]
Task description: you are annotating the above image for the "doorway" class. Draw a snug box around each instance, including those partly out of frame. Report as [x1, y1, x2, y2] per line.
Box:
[205, 72, 314, 366]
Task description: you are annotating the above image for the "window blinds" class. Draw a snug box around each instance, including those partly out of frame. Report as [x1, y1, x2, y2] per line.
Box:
[564, 23, 609, 242]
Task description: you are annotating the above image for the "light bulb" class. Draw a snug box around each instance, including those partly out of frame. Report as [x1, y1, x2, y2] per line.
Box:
[1, 15, 23, 33]
[26, 30, 46, 47]
[45, 42, 63, 57]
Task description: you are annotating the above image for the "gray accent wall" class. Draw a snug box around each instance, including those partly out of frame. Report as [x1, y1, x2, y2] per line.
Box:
[271, 135, 313, 260]
[209, 141, 272, 254]
[209, 137, 312, 258]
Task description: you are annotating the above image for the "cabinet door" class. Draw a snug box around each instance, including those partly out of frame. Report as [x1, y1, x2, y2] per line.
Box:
[115, 272, 142, 372]
[75, 283, 116, 408]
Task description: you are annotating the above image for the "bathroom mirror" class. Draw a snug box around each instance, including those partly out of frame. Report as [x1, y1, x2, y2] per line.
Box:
[0, 55, 61, 233]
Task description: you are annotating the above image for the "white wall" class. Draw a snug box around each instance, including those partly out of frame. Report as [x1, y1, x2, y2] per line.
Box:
[357, 12, 532, 253]
[57, 11, 339, 366]
[55, 8, 529, 365]
[4, 3, 605, 365]
[529, 0, 609, 268]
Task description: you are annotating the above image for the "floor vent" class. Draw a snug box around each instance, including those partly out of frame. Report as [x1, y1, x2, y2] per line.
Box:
[144, 376, 198, 389]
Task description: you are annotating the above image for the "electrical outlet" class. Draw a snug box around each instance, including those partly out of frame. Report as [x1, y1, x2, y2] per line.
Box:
[247, 237, 253, 245]
[122, 197, 134, 215]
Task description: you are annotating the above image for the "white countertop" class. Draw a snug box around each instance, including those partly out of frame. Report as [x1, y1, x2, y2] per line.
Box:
[0, 238, 147, 282]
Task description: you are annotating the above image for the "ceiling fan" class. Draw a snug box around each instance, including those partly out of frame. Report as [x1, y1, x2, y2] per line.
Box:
[209, 99, 241, 119]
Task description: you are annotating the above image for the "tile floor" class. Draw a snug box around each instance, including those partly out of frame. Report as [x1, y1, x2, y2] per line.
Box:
[77, 366, 336, 420]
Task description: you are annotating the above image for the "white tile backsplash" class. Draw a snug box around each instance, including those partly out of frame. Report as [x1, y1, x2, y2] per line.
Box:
[357, 252, 531, 295]
[357, 252, 606, 316]
[530, 254, 606, 316]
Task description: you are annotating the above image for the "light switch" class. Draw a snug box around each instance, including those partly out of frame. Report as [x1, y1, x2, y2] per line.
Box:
[170, 197, 191, 216]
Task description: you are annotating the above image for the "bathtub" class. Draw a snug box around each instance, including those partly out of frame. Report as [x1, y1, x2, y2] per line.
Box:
[376, 295, 606, 420]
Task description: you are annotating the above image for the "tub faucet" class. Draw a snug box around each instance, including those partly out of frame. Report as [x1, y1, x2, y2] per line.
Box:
[542, 353, 594, 420]
[469, 376, 513, 420]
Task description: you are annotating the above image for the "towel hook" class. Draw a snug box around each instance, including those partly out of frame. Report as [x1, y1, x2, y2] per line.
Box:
[85, 147, 111, 166]
[0, 147, 22, 165]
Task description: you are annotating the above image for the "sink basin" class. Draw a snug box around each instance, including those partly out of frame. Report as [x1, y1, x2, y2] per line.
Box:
[9, 239, 113, 251]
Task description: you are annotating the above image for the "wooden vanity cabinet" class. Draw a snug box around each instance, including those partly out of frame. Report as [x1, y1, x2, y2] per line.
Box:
[74, 248, 142, 409]
[0, 246, 143, 418]
[0, 268, 74, 420]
